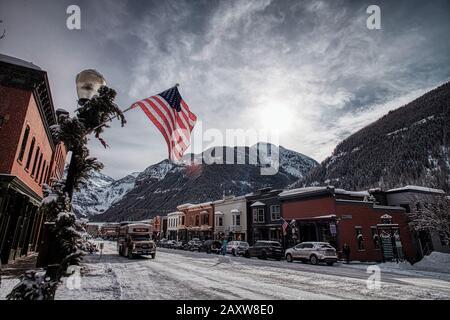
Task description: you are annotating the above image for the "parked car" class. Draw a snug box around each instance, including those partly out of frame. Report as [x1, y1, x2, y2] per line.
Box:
[200, 240, 222, 254]
[226, 241, 249, 256]
[157, 239, 168, 247]
[245, 241, 283, 260]
[285, 242, 338, 266]
[174, 241, 187, 250]
[187, 238, 203, 251]
[165, 240, 177, 249]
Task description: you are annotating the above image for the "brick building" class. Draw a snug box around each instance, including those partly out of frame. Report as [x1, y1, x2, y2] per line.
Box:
[279, 186, 415, 262]
[0, 54, 67, 264]
[371, 185, 450, 260]
[178, 202, 214, 241]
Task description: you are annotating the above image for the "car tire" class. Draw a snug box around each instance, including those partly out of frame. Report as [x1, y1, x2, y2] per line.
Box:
[286, 253, 293, 262]
[326, 262, 334, 266]
[244, 251, 250, 258]
[128, 249, 134, 259]
[151, 253, 156, 259]
[232, 249, 236, 256]
[261, 251, 267, 260]
[310, 255, 318, 265]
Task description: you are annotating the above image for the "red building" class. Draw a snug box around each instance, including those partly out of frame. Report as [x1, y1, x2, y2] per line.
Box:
[280, 187, 415, 262]
[0, 54, 67, 264]
[178, 202, 214, 241]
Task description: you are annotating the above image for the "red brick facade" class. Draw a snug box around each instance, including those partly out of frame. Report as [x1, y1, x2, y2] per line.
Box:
[281, 190, 416, 262]
[0, 54, 67, 264]
[179, 202, 214, 240]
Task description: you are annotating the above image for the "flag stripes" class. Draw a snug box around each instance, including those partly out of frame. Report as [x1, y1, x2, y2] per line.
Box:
[132, 86, 197, 161]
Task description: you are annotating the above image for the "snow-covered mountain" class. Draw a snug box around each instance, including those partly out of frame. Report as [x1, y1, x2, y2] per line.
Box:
[81, 143, 317, 221]
[72, 171, 137, 217]
[300, 82, 450, 192]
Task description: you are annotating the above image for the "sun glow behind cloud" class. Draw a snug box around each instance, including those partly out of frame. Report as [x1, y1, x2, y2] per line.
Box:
[1, 0, 449, 178]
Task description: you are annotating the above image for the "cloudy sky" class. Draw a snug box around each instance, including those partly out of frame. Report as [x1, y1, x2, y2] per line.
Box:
[1, 0, 449, 178]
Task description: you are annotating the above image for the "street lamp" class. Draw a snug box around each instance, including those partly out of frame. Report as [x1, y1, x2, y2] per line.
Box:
[75, 69, 106, 105]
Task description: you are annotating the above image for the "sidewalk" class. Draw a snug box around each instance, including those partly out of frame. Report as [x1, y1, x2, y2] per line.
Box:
[0, 254, 40, 299]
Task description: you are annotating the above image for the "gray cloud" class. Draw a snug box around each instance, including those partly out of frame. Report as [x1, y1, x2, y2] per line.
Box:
[1, 0, 449, 178]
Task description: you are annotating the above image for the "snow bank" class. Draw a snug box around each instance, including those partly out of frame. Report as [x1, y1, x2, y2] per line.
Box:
[413, 252, 450, 274]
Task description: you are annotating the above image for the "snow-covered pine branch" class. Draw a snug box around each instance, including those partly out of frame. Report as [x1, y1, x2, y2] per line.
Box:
[409, 195, 450, 244]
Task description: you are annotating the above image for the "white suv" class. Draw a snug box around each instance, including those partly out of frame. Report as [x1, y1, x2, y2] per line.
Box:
[226, 241, 249, 256]
[285, 242, 338, 266]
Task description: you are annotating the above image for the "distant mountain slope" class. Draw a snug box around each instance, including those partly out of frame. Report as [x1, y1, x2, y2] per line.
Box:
[300, 82, 450, 192]
[72, 171, 138, 217]
[91, 143, 318, 222]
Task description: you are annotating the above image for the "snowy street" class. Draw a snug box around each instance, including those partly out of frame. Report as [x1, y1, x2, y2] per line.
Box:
[49, 241, 450, 300]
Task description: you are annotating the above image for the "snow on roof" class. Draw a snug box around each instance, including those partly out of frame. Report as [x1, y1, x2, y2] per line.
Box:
[335, 189, 370, 197]
[373, 205, 405, 210]
[188, 201, 212, 209]
[387, 185, 446, 194]
[279, 187, 330, 198]
[0, 53, 42, 71]
[167, 211, 183, 216]
[176, 203, 193, 210]
[250, 201, 266, 207]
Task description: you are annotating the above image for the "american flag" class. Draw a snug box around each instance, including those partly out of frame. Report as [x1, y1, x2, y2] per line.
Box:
[281, 218, 289, 236]
[132, 85, 197, 161]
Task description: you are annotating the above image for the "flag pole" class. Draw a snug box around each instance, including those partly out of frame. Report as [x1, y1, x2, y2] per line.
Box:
[86, 105, 134, 135]
[86, 83, 180, 135]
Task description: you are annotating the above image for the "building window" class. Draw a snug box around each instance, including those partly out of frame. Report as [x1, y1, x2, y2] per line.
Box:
[35, 153, 43, 182]
[18, 126, 30, 162]
[233, 215, 241, 226]
[45, 164, 50, 184]
[201, 214, 209, 225]
[355, 227, 365, 250]
[270, 205, 281, 220]
[217, 216, 223, 226]
[25, 137, 35, 170]
[252, 208, 265, 223]
[31, 147, 40, 177]
[371, 227, 381, 249]
[181, 216, 185, 225]
[195, 215, 200, 226]
[43, 165, 49, 185]
[39, 160, 46, 185]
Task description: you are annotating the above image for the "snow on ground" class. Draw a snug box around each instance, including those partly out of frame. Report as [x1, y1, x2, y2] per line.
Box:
[54, 241, 450, 300]
[340, 252, 450, 281]
[0, 277, 19, 299]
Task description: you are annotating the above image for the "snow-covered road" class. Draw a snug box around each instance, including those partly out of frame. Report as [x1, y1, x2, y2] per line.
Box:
[54, 241, 450, 300]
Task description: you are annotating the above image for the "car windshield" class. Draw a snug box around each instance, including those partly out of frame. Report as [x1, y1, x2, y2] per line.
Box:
[319, 244, 333, 249]
[270, 242, 281, 247]
[131, 235, 150, 241]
